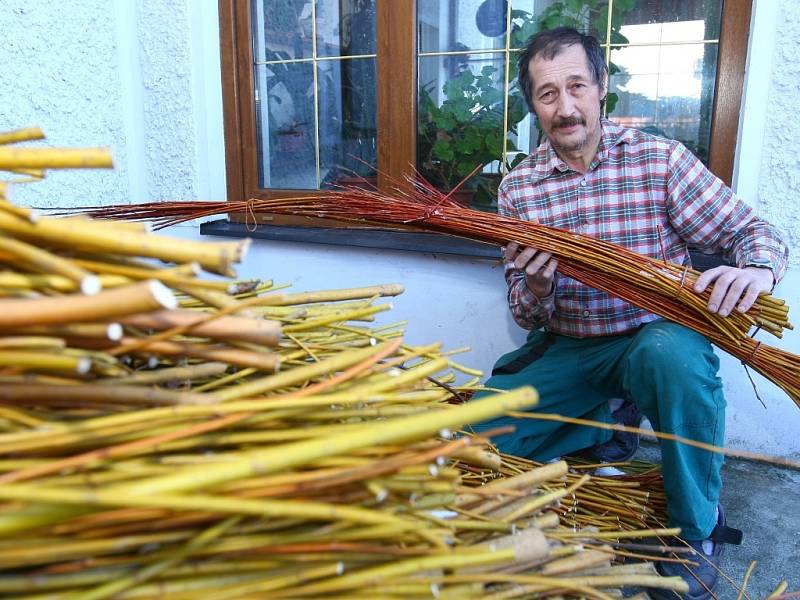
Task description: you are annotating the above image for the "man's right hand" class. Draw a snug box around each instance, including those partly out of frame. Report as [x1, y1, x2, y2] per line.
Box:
[504, 241, 558, 297]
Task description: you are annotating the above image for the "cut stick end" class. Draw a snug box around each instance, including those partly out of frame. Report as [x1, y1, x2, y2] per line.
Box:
[76, 357, 92, 375]
[148, 280, 178, 310]
[238, 237, 252, 263]
[106, 322, 123, 341]
[80, 275, 102, 296]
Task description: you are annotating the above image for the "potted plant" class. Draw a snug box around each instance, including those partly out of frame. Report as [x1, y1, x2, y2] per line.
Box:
[418, 64, 527, 212]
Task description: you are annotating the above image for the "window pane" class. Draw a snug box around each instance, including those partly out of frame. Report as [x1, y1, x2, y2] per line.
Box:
[255, 62, 317, 189]
[316, 0, 377, 57]
[254, 0, 313, 62]
[608, 42, 718, 162]
[319, 58, 377, 188]
[614, 0, 723, 42]
[418, 52, 506, 211]
[516, 0, 611, 45]
[419, 0, 509, 53]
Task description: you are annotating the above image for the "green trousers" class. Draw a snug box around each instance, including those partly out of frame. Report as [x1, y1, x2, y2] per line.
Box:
[471, 320, 725, 540]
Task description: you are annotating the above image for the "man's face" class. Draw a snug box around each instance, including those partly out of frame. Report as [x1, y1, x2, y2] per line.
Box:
[526, 44, 606, 155]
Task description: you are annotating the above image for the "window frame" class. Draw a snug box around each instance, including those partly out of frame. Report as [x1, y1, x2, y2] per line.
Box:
[218, 0, 752, 226]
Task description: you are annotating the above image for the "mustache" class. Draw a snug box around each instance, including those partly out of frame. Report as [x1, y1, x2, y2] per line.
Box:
[554, 116, 586, 128]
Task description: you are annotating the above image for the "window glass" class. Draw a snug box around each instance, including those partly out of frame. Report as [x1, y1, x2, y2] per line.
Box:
[253, 0, 377, 190]
[316, 0, 377, 57]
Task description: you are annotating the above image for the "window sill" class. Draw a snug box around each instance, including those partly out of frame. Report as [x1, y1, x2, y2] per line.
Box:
[199, 219, 502, 260]
[199, 219, 724, 271]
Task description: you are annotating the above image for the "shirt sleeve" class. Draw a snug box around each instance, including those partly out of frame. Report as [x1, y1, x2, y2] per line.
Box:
[665, 142, 789, 282]
[498, 181, 556, 330]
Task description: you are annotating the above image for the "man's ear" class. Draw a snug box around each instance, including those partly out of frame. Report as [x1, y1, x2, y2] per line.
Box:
[600, 71, 608, 102]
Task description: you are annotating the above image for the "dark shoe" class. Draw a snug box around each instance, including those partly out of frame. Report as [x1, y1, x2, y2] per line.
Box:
[570, 400, 643, 463]
[649, 505, 743, 600]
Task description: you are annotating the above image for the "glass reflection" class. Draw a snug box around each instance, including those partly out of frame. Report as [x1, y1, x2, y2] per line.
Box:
[609, 43, 717, 162]
[255, 63, 317, 189]
[254, 0, 313, 62]
[316, 0, 376, 57]
[614, 0, 722, 42]
[319, 59, 377, 188]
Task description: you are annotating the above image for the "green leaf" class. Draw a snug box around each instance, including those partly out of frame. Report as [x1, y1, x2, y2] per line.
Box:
[456, 161, 477, 176]
[510, 152, 527, 168]
[432, 139, 454, 161]
[605, 92, 618, 115]
[565, 0, 583, 14]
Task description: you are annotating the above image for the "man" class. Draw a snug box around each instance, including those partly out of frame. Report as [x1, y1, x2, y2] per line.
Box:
[473, 27, 788, 599]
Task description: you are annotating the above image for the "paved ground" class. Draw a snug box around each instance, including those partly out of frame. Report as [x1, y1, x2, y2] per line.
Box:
[636, 443, 800, 599]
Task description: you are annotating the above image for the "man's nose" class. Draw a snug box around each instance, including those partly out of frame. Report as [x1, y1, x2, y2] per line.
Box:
[555, 91, 576, 116]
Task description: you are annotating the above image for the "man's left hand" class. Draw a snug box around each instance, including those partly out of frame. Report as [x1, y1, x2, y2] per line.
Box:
[693, 266, 774, 316]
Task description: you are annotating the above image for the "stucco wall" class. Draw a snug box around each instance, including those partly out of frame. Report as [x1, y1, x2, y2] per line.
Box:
[757, 0, 800, 265]
[0, 0, 129, 206]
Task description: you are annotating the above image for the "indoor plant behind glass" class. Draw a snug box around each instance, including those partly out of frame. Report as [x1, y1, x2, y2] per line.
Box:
[418, 64, 527, 213]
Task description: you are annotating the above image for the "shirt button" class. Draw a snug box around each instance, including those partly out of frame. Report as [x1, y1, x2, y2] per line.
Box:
[579, 179, 587, 186]
[582, 310, 590, 317]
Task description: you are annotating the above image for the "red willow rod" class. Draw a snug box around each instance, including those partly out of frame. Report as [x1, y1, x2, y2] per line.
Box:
[64, 185, 798, 407]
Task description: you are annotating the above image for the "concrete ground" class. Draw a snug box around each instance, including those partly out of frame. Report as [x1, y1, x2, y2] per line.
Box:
[636, 443, 800, 599]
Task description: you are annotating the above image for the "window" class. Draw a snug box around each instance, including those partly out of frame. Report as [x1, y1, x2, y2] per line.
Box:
[220, 0, 751, 222]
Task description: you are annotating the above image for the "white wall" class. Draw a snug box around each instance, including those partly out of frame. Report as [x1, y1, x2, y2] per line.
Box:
[1, 0, 798, 458]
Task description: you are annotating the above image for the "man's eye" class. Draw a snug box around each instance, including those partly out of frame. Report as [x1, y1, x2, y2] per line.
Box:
[540, 91, 554, 101]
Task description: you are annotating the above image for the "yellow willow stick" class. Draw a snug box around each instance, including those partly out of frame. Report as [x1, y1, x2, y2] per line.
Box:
[193, 366, 256, 392]
[506, 411, 800, 470]
[0, 485, 425, 529]
[0, 211, 248, 276]
[107, 337, 280, 372]
[0, 280, 175, 328]
[0, 197, 37, 223]
[0, 234, 101, 294]
[0, 336, 65, 350]
[0, 407, 46, 428]
[70, 517, 241, 600]
[434, 573, 689, 595]
[548, 528, 681, 540]
[70, 258, 232, 291]
[253, 284, 405, 306]
[272, 549, 517, 597]
[102, 387, 538, 499]
[118, 310, 281, 346]
[0, 272, 129, 292]
[282, 304, 392, 333]
[0, 146, 113, 169]
[0, 382, 217, 407]
[0, 127, 45, 145]
[172, 281, 253, 313]
[0, 350, 90, 374]
[501, 474, 590, 523]
[95, 361, 228, 386]
[7, 323, 122, 340]
[215, 341, 402, 401]
[193, 565, 346, 600]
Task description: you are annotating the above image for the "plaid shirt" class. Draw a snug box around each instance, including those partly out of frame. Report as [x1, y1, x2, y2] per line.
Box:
[499, 118, 788, 337]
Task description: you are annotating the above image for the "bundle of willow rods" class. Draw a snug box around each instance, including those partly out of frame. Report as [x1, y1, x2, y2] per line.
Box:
[0, 128, 707, 599]
[67, 178, 800, 409]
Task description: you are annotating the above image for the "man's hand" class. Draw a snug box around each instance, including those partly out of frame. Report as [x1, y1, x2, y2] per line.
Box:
[693, 265, 774, 316]
[504, 241, 558, 297]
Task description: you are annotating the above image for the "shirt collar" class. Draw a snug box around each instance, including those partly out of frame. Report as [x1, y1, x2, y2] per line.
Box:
[528, 118, 632, 182]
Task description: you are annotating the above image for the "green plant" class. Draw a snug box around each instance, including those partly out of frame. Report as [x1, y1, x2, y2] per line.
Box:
[418, 65, 527, 211]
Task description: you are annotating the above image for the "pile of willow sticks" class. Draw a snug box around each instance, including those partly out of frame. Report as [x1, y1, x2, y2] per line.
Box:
[68, 177, 800, 409]
[0, 128, 711, 599]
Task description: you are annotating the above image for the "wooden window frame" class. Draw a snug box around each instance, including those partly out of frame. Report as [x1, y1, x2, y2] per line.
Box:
[218, 0, 752, 229]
